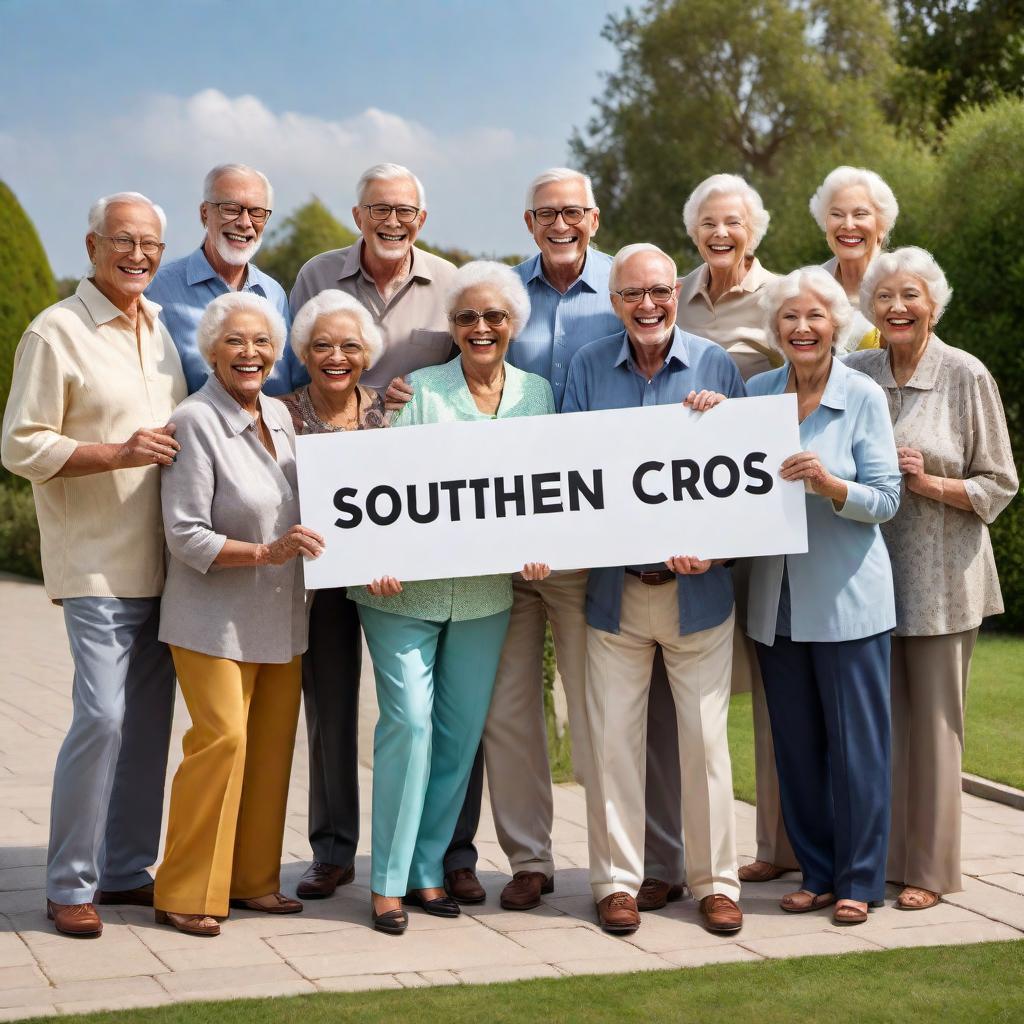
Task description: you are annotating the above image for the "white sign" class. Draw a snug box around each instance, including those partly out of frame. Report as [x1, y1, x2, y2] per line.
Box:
[296, 394, 808, 589]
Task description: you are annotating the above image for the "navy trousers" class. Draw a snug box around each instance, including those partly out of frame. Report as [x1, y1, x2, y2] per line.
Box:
[755, 632, 891, 902]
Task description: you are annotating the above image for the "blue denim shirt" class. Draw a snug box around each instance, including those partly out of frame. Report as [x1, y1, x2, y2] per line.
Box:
[745, 358, 901, 645]
[147, 246, 307, 396]
[508, 249, 622, 411]
[562, 326, 745, 636]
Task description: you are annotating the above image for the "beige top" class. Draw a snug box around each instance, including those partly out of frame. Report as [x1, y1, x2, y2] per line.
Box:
[677, 257, 780, 381]
[1, 279, 186, 599]
[290, 241, 458, 391]
[846, 339, 1018, 635]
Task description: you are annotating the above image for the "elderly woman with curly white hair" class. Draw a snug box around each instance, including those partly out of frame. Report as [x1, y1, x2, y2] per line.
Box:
[809, 165, 899, 351]
[746, 267, 901, 925]
[848, 248, 1018, 910]
[347, 260, 555, 934]
[154, 292, 324, 937]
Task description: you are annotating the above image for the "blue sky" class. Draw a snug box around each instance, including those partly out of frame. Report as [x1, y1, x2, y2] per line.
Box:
[0, 0, 629, 276]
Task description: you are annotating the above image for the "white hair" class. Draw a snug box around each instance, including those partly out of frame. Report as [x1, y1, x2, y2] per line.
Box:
[196, 292, 287, 367]
[445, 261, 531, 338]
[760, 266, 855, 355]
[609, 243, 677, 292]
[682, 174, 771, 252]
[202, 163, 274, 208]
[356, 163, 426, 208]
[524, 167, 597, 210]
[87, 192, 166, 236]
[859, 246, 952, 326]
[290, 290, 384, 369]
[808, 165, 899, 242]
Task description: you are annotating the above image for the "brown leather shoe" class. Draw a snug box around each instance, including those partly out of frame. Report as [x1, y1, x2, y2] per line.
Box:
[596, 892, 640, 933]
[229, 892, 303, 914]
[155, 909, 220, 937]
[95, 883, 154, 907]
[699, 894, 743, 933]
[738, 860, 786, 883]
[46, 899, 102, 938]
[500, 871, 553, 910]
[636, 877, 686, 911]
[445, 867, 486, 904]
[295, 861, 355, 899]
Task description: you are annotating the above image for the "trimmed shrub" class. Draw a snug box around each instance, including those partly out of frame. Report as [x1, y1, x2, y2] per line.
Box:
[0, 483, 42, 581]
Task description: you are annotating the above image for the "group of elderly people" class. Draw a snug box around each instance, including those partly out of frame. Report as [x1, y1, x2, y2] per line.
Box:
[1, 158, 1016, 941]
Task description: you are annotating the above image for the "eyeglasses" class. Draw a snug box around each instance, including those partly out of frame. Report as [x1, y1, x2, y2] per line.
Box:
[529, 206, 594, 226]
[363, 203, 421, 223]
[310, 341, 366, 357]
[95, 235, 165, 256]
[451, 308, 512, 328]
[206, 202, 272, 223]
[613, 285, 676, 304]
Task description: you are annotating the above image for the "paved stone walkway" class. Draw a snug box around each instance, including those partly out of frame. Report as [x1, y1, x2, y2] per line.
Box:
[0, 572, 1022, 1020]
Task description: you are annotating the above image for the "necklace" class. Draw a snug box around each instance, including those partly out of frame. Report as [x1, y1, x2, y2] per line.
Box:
[299, 385, 361, 433]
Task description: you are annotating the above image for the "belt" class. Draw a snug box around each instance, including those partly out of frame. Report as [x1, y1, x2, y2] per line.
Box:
[625, 568, 675, 586]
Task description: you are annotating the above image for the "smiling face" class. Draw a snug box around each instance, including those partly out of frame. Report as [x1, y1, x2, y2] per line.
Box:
[776, 289, 835, 371]
[825, 185, 883, 266]
[611, 250, 680, 350]
[871, 272, 934, 350]
[211, 309, 276, 405]
[202, 169, 270, 267]
[86, 200, 164, 308]
[352, 176, 425, 265]
[450, 283, 514, 372]
[525, 178, 599, 279]
[695, 193, 751, 278]
[304, 311, 368, 401]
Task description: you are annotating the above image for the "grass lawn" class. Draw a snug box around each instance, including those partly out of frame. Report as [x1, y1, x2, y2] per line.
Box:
[20, 941, 1024, 1024]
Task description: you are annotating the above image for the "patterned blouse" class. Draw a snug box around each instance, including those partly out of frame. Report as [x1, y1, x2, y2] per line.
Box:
[278, 383, 388, 436]
[846, 339, 1018, 636]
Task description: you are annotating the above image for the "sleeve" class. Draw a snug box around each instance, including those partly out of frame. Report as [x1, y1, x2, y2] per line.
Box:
[561, 353, 589, 413]
[160, 412, 227, 574]
[0, 331, 78, 484]
[389, 374, 424, 428]
[540, 378, 556, 415]
[962, 369, 1019, 524]
[834, 385, 902, 524]
[289, 265, 314, 319]
[722, 355, 746, 399]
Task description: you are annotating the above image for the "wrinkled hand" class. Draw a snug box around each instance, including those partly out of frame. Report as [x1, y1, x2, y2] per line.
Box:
[780, 451, 836, 497]
[683, 390, 727, 412]
[262, 525, 325, 565]
[367, 576, 403, 597]
[664, 555, 713, 575]
[384, 377, 414, 413]
[119, 423, 180, 468]
[897, 446, 925, 477]
[521, 562, 551, 581]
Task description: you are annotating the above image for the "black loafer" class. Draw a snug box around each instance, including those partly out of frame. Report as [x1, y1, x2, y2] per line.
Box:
[371, 904, 408, 935]
[402, 891, 461, 918]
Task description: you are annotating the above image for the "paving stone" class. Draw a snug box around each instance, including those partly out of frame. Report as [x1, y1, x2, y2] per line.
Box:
[554, 953, 673, 976]
[739, 930, 884, 958]
[414, 970, 462, 986]
[508, 925, 650, 962]
[867, 919, 1021, 949]
[0, 1007, 57, 1021]
[0, 934, 35, 970]
[314, 973, 403, 992]
[456, 963, 563, 984]
[660, 944, 764, 968]
[977, 873, 1024, 896]
[157, 962, 310, 997]
[942, 876, 1024, 931]
[0, 965, 47, 992]
[393, 971, 432, 988]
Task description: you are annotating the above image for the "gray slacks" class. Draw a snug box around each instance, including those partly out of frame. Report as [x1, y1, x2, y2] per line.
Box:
[47, 597, 176, 904]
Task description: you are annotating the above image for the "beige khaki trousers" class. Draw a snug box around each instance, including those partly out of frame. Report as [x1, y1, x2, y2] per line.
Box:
[585, 576, 739, 903]
[887, 628, 978, 895]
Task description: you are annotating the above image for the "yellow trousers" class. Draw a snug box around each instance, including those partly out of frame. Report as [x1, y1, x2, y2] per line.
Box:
[154, 647, 301, 916]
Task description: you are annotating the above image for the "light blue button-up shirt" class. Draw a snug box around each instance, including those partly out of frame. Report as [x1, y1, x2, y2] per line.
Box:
[745, 358, 901, 645]
[147, 245, 307, 396]
[509, 249, 622, 411]
[562, 326, 745, 637]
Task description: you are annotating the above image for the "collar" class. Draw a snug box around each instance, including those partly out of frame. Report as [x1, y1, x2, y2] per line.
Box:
[76, 277, 159, 328]
[186, 244, 268, 292]
[897, 336, 945, 391]
[341, 240, 434, 285]
[682, 257, 769, 306]
[613, 325, 690, 370]
[199, 372, 285, 437]
[525, 248, 603, 294]
[818, 356, 849, 411]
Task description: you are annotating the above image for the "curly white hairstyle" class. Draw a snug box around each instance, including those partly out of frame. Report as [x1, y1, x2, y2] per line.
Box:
[87, 191, 167, 235]
[445, 261, 531, 338]
[682, 174, 770, 252]
[859, 246, 952, 326]
[290, 290, 384, 368]
[808, 166, 899, 243]
[760, 266, 855, 355]
[196, 292, 287, 367]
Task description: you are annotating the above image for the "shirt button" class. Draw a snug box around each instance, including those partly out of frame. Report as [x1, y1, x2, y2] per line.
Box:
[275, 586, 282, 593]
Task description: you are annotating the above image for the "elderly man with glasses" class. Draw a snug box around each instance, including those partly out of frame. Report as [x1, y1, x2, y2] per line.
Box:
[147, 162, 304, 396]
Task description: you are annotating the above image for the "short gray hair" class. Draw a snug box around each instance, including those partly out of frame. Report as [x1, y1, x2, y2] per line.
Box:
[356, 163, 426, 208]
[445, 261, 531, 338]
[203, 163, 274, 208]
[859, 246, 952, 326]
[759, 266, 854, 355]
[87, 192, 166, 236]
[609, 243, 677, 292]
[196, 292, 287, 367]
[808, 165, 899, 242]
[290, 290, 384, 368]
[682, 174, 771, 251]
[524, 167, 596, 210]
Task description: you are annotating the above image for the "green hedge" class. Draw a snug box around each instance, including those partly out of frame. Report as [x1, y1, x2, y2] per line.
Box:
[0, 482, 42, 580]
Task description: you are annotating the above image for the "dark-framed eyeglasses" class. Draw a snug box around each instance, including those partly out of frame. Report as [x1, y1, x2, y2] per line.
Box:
[94, 234, 165, 256]
[363, 203, 421, 223]
[206, 201, 272, 223]
[613, 285, 676, 304]
[529, 206, 594, 226]
[310, 340, 366, 357]
[450, 308, 512, 328]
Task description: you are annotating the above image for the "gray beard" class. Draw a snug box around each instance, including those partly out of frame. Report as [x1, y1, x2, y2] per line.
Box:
[213, 233, 261, 267]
